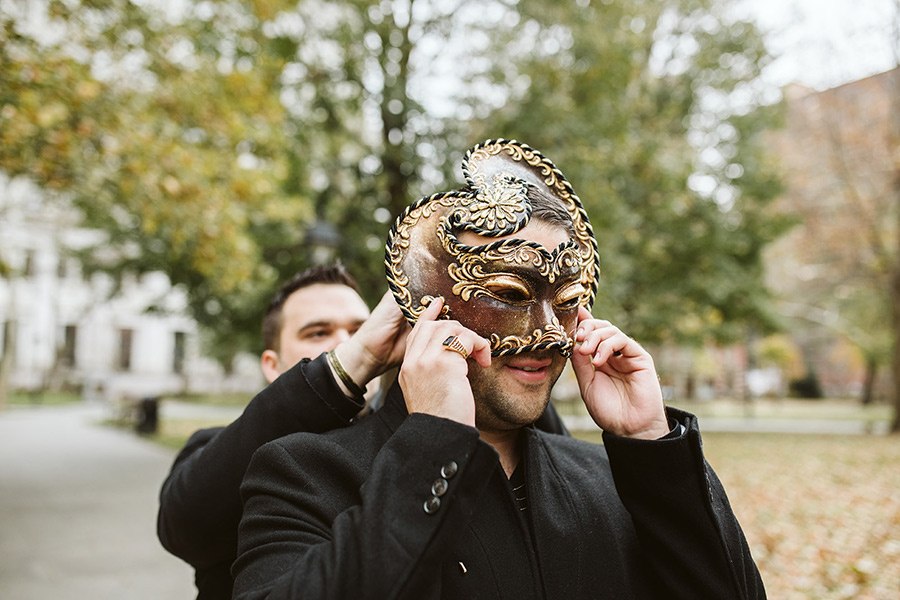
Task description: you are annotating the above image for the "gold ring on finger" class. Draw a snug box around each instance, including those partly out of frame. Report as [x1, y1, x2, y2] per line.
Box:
[441, 335, 469, 359]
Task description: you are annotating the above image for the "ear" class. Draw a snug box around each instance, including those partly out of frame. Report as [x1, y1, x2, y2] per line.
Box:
[260, 349, 282, 384]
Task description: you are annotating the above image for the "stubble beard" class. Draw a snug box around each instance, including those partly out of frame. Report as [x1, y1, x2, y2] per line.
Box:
[469, 352, 567, 432]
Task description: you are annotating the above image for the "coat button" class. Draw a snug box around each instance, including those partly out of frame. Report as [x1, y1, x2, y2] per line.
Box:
[431, 478, 449, 497]
[441, 461, 458, 479]
[423, 496, 441, 514]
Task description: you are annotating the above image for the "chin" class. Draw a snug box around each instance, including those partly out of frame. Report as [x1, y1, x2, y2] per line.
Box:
[475, 394, 550, 432]
[469, 360, 559, 430]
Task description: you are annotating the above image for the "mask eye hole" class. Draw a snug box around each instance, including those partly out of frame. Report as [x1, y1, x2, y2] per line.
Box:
[554, 282, 586, 311]
[484, 275, 532, 306]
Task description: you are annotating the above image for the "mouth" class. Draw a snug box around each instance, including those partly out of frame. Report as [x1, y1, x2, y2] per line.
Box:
[504, 356, 554, 383]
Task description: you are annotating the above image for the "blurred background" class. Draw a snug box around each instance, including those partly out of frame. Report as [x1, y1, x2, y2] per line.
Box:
[0, 0, 897, 598]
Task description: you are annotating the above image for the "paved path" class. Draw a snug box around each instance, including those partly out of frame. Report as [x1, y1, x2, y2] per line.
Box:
[0, 402, 196, 599]
[161, 398, 243, 422]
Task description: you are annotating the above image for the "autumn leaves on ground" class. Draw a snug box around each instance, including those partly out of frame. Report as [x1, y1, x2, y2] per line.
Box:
[704, 432, 899, 599]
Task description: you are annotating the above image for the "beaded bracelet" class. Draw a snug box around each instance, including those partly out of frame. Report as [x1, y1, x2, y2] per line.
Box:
[326, 349, 367, 399]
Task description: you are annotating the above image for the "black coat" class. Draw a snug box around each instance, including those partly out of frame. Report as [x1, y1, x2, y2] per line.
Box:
[157, 356, 365, 599]
[157, 354, 569, 599]
[233, 387, 765, 599]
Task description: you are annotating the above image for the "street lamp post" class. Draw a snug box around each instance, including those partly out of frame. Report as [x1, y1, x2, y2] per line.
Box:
[305, 220, 342, 265]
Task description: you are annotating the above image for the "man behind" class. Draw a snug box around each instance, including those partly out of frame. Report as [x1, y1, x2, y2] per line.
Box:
[157, 264, 398, 598]
[232, 140, 765, 599]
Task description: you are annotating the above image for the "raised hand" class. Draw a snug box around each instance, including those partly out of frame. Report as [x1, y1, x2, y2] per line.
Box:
[570, 307, 669, 439]
[398, 297, 491, 427]
[334, 291, 412, 388]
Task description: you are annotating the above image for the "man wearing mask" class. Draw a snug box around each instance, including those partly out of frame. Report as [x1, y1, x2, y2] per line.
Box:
[231, 139, 765, 599]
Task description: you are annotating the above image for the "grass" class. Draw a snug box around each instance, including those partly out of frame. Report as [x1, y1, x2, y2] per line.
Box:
[150, 418, 226, 450]
[556, 395, 893, 427]
[4, 390, 81, 406]
[160, 391, 250, 407]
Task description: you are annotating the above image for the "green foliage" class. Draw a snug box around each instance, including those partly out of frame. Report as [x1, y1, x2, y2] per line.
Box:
[467, 0, 788, 345]
[7, 390, 81, 406]
[3, 0, 310, 365]
[1, 0, 788, 364]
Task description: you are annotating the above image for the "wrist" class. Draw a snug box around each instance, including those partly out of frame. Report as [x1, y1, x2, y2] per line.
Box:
[606, 414, 670, 440]
[333, 341, 379, 389]
[326, 349, 367, 399]
[627, 420, 671, 440]
[638, 421, 675, 440]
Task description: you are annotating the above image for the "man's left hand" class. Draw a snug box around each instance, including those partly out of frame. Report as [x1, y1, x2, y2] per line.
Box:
[570, 307, 669, 440]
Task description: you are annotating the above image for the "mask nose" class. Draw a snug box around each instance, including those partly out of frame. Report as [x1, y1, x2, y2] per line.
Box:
[530, 300, 557, 331]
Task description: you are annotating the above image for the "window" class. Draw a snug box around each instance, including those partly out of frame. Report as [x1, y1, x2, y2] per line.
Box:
[117, 328, 133, 371]
[173, 331, 186, 374]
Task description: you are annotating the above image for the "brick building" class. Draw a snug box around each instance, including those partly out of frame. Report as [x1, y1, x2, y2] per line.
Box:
[764, 67, 899, 399]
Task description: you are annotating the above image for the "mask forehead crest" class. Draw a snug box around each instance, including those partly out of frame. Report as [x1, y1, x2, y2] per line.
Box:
[385, 138, 601, 329]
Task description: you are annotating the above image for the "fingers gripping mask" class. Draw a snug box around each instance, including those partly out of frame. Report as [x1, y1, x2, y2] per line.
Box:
[385, 139, 601, 357]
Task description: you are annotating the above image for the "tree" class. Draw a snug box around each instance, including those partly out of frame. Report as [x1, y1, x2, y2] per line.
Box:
[468, 0, 789, 348]
[888, 0, 900, 432]
[1, 0, 789, 375]
[0, 233, 11, 409]
[1, 0, 512, 365]
[1, 0, 310, 367]
[254, 0, 525, 302]
[768, 66, 898, 423]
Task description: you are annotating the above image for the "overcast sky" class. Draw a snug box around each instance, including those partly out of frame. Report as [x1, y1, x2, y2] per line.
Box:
[739, 0, 898, 90]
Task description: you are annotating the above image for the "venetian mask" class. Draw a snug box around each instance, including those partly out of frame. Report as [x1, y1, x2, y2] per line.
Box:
[385, 139, 600, 357]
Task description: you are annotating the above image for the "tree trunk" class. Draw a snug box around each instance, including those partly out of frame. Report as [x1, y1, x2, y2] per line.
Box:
[892, 62, 900, 434]
[892, 128, 900, 431]
[861, 356, 877, 405]
[891, 265, 900, 432]
[0, 319, 16, 409]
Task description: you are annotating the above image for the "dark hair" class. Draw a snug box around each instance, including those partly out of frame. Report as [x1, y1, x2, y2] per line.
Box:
[526, 185, 575, 236]
[262, 263, 360, 351]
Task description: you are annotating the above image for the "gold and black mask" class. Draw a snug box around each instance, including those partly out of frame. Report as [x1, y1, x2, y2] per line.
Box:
[385, 139, 600, 357]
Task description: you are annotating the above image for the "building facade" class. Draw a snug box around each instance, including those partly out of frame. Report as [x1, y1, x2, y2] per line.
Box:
[0, 174, 262, 402]
[764, 67, 899, 399]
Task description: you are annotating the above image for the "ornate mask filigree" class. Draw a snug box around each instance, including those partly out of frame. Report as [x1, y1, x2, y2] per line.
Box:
[385, 139, 601, 357]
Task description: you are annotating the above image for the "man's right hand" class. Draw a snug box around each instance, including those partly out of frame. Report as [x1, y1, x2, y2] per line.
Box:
[333, 291, 411, 389]
[397, 297, 490, 427]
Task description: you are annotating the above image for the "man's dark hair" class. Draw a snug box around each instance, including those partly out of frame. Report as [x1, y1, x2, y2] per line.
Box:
[526, 185, 575, 236]
[262, 263, 360, 351]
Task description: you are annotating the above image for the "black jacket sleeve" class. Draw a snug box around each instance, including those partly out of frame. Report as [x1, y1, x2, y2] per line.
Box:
[602, 407, 766, 599]
[232, 415, 499, 600]
[157, 354, 364, 568]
